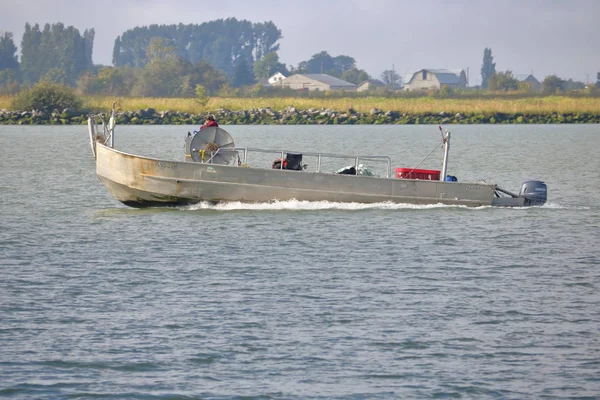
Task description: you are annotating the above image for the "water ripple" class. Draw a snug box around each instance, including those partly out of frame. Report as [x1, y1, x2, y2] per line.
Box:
[1, 125, 599, 399]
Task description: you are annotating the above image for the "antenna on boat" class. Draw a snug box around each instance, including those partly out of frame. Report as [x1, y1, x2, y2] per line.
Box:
[440, 126, 450, 181]
[108, 102, 116, 148]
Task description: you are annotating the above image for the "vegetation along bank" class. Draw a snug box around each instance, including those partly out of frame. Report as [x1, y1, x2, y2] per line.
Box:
[2, 20, 600, 127]
[1, 106, 599, 125]
[1, 84, 599, 125]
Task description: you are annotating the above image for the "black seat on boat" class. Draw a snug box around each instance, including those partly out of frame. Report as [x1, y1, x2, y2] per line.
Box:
[285, 153, 303, 170]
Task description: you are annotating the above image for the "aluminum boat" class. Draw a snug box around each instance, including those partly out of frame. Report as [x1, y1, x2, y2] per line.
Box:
[87, 107, 547, 208]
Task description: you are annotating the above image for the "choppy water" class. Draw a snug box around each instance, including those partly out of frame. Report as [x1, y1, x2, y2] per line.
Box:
[1, 124, 599, 399]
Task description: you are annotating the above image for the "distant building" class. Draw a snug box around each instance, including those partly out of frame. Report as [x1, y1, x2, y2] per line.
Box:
[403, 69, 467, 91]
[268, 72, 286, 85]
[513, 74, 541, 91]
[356, 79, 386, 92]
[278, 74, 357, 91]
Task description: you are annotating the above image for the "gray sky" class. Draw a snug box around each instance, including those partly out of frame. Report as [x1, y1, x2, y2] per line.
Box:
[2, 0, 599, 84]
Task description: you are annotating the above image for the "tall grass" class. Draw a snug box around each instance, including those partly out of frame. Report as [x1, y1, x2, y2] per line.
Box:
[3, 94, 600, 115]
[83, 95, 600, 115]
[0, 95, 11, 110]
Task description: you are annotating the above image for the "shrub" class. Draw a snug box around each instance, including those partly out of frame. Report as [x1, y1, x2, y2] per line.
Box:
[11, 81, 82, 113]
[195, 84, 209, 107]
[0, 69, 20, 95]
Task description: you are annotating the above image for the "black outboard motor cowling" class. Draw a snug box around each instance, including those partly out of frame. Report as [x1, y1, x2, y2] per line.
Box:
[519, 180, 547, 206]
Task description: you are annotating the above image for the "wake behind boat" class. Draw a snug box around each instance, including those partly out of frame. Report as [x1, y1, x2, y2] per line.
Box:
[87, 107, 547, 208]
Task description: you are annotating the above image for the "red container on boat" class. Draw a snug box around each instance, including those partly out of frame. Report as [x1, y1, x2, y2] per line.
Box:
[395, 168, 440, 180]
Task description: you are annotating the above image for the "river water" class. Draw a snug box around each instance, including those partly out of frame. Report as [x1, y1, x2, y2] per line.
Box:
[1, 124, 599, 399]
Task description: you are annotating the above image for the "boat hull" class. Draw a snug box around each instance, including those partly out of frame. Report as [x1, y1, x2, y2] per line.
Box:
[95, 143, 517, 207]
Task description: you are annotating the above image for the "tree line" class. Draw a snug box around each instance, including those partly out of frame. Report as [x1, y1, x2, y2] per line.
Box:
[1, 21, 598, 98]
[1, 23, 95, 92]
[480, 48, 592, 94]
[0, 23, 94, 88]
[113, 19, 282, 76]
[0, 19, 377, 97]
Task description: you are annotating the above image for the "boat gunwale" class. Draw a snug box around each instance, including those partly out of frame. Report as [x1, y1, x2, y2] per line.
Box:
[96, 142, 497, 187]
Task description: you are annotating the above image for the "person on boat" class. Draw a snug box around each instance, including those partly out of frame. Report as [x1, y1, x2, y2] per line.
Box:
[200, 115, 218, 130]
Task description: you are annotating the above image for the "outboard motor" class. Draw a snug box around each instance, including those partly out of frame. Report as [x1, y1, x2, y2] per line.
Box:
[519, 180, 547, 206]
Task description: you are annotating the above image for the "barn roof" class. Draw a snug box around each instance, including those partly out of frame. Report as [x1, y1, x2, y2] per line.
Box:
[513, 73, 539, 82]
[298, 74, 356, 87]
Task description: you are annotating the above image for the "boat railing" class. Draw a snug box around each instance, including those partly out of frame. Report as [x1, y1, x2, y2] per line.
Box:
[87, 112, 115, 158]
[202, 147, 392, 178]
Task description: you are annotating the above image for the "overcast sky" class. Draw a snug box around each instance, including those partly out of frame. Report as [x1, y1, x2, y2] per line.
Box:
[2, 0, 599, 84]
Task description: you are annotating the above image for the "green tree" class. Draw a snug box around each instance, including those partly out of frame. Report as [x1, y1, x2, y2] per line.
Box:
[232, 57, 255, 87]
[83, 29, 94, 71]
[332, 55, 356, 75]
[0, 32, 19, 71]
[481, 48, 496, 89]
[218, 83, 239, 97]
[132, 49, 228, 97]
[77, 66, 134, 95]
[341, 67, 369, 84]
[252, 21, 282, 61]
[542, 75, 566, 94]
[253, 52, 287, 80]
[11, 81, 81, 112]
[293, 52, 362, 77]
[195, 84, 209, 107]
[145, 37, 177, 64]
[564, 79, 585, 91]
[20, 23, 42, 83]
[431, 85, 455, 98]
[42, 68, 69, 84]
[291, 61, 309, 74]
[132, 58, 183, 97]
[0, 69, 20, 94]
[131, 37, 180, 96]
[191, 61, 228, 94]
[488, 71, 518, 91]
[381, 70, 401, 89]
[19, 22, 94, 85]
[306, 51, 335, 74]
[76, 70, 101, 94]
[113, 19, 282, 78]
[517, 81, 535, 93]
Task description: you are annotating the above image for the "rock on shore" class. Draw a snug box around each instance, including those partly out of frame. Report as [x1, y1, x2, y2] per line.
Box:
[1, 106, 597, 125]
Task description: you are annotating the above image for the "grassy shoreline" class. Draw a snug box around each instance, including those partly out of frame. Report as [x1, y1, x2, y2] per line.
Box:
[84, 95, 600, 115]
[2, 95, 600, 115]
[2, 95, 600, 124]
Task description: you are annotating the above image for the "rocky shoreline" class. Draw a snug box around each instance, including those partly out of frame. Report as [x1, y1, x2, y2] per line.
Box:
[1, 106, 599, 125]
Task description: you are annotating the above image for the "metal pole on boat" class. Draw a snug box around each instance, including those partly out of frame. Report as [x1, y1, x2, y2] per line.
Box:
[440, 130, 450, 181]
[108, 102, 116, 148]
[87, 117, 96, 159]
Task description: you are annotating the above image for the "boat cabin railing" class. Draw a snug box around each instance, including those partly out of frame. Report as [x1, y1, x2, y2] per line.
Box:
[202, 147, 392, 178]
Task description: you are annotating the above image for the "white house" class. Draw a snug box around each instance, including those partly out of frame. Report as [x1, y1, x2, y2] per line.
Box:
[403, 69, 467, 91]
[356, 79, 386, 92]
[268, 72, 286, 85]
[278, 74, 356, 91]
